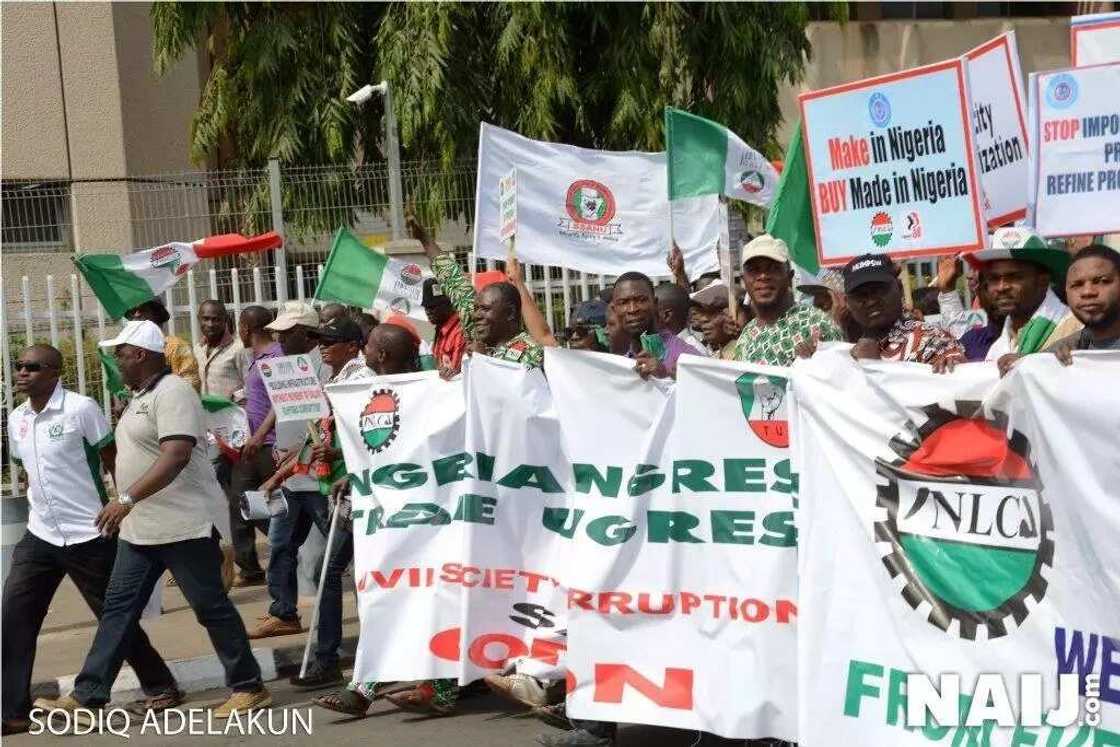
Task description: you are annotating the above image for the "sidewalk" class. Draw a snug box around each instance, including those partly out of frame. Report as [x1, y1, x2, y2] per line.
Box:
[28, 539, 362, 699]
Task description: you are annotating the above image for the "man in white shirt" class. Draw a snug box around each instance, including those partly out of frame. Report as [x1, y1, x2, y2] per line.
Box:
[3, 345, 179, 735]
[34, 321, 270, 720]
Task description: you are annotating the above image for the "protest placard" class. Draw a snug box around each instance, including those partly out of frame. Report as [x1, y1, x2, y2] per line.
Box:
[799, 59, 985, 266]
[498, 167, 517, 244]
[260, 353, 329, 422]
[1028, 62, 1120, 237]
[965, 32, 1030, 227]
[1071, 11, 1120, 67]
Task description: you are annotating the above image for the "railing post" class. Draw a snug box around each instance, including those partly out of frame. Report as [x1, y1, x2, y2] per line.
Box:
[268, 158, 289, 303]
[70, 275, 87, 396]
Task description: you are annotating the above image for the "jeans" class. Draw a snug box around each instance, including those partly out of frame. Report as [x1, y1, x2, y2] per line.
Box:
[266, 488, 329, 621]
[227, 451, 274, 574]
[314, 527, 353, 669]
[72, 531, 262, 706]
[1, 533, 176, 719]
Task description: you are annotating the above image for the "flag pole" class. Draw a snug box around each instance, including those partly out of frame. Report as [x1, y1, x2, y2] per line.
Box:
[664, 107, 677, 261]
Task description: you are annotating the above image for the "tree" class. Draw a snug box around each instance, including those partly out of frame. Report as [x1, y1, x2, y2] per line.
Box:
[153, 2, 841, 234]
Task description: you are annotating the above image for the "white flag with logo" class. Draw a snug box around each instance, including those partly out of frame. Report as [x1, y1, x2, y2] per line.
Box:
[474, 122, 720, 277]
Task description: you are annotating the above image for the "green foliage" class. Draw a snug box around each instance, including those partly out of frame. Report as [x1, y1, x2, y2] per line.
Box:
[152, 2, 835, 232]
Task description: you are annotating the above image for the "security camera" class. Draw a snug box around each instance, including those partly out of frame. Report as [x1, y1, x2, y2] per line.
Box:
[346, 82, 388, 104]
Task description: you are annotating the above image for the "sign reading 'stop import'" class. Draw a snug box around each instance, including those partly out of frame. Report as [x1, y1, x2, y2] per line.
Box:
[799, 58, 985, 266]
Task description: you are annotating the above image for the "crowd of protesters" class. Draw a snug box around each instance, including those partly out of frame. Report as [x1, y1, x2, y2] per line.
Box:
[4, 209, 1118, 743]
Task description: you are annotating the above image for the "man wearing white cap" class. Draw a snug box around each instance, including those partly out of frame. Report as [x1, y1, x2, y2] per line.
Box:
[36, 320, 270, 719]
[732, 234, 842, 366]
[245, 301, 334, 640]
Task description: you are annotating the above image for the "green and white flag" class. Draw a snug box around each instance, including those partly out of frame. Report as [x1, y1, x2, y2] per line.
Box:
[314, 227, 429, 323]
[75, 232, 282, 320]
[665, 107, 780, 207]
[765, 120, 820, 275]
[201, 394, 249, 462]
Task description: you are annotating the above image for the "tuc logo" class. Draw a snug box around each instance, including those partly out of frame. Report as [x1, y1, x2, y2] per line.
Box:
[735, 372, 789, 448]
[873, 404, 1052, 640]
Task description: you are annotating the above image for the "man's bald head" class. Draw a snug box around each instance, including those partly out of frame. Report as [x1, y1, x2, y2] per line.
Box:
[239, 305, 274, 347]
[320, 303, 349, 325]
[364, 324, 420, 376]
[23, 344, 63, 371]
[655, 283, 691, 334]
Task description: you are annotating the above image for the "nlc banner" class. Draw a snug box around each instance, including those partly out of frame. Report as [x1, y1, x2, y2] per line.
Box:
[792, 349, 1120, 746]
[327, 353, 799, 740]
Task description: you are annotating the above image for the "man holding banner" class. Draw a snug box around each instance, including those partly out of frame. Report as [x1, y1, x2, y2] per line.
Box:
[971, 229, 1081, 371]
[409, 214, 544, 370]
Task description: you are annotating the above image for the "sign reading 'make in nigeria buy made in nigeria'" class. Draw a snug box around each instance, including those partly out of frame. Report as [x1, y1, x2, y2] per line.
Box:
[799, 58, 986, 266]
[1028, 62, 1120, 238]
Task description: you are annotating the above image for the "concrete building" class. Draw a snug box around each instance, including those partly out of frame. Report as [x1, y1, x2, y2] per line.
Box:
[3, 1, 1114, 310]
[2, 1, 206, 306]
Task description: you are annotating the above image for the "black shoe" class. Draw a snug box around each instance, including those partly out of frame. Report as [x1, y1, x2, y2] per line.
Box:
[535, 728, 615, 747]
[289, 663, 344, 690]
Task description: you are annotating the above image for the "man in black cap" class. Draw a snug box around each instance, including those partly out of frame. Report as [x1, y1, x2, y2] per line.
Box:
[838, 254, 964, 372]
[126, 299, 201, 391]
[568, 300, 609, 352]
[421, 276, 467, 377]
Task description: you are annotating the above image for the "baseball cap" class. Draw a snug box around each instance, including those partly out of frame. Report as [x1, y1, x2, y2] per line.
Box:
[795, 268, 844, 295]
[843, 254, 898, 293]
[318, 316, 364, 344]
[422, 277, 448, 307]
[98, 320, 165, 353]
[571, 300, 608, 327]
[690, 280, 732, 308]
[741, 234, 790, 266]
[266, 301, 319, 332]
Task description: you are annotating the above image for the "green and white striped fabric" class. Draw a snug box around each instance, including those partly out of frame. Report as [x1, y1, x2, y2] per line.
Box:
[665, 107, 779, 207]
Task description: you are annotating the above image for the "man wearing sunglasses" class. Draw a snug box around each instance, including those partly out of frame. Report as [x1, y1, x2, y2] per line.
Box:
[4, 345, 181, 734]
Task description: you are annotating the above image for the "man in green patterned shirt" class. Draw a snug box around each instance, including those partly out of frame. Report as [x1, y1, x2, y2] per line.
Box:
[732, 235, 842, 366]
[409, 215, 543, 370]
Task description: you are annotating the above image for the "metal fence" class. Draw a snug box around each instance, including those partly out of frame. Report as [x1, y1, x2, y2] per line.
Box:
[0, 158, 644, 497]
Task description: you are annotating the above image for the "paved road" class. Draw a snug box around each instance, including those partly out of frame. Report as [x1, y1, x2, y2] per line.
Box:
[10, 677, 734, 746]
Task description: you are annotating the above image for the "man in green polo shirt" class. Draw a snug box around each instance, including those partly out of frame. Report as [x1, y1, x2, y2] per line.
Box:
[732, 234, 843, 366]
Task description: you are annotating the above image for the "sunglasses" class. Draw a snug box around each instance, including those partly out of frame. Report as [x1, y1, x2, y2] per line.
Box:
[14, 361, 52, 372]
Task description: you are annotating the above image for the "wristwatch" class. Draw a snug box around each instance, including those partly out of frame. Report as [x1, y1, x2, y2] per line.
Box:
[118, 493, 134, 508]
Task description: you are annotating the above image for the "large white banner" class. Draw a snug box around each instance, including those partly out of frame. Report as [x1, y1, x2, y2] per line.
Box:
[798, 59, 986, 265]
[473, 122, 720, 277]
[330, 352, 797, 739]
[965, 32, 1030, 227]
[550, 350, 798, 740]
[1028, 63, 1120, 238]
[792, 349, 1120, 746]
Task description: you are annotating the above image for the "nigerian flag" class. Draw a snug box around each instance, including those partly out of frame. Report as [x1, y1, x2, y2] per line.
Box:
[75, 232, 282, 320]
[98, 348, 129, 402]
[765, 120, 820, 275]
[314, 227, 429, 323]
[665, 107, 779, 207]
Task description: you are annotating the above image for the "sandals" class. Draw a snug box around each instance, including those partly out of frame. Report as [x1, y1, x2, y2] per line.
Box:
[385, 683, 455, 716]
[313, 689, 372, 716]
[125, 687, 184, 716]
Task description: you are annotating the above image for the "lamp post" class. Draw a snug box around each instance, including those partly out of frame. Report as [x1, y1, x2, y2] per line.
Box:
[347, 81, 405, 240]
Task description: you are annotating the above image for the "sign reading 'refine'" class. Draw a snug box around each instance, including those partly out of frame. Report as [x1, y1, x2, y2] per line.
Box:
[799, 58, 985, 266]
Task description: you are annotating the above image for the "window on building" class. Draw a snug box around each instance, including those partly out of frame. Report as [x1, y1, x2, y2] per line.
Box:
[1, 181, 73, 252]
